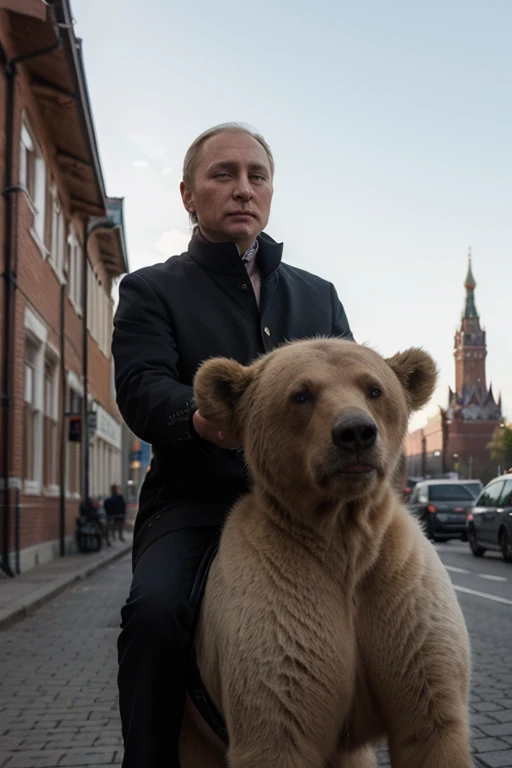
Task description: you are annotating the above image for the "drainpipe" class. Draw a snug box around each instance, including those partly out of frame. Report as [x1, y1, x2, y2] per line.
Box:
[0, 36, 62, 578]
[59, 282, 66, 556]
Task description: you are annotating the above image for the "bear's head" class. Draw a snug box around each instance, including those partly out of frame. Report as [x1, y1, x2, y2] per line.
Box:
[194, 339, 437, 507]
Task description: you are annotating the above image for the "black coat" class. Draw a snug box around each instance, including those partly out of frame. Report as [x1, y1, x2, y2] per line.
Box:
[113, 232, 352, 547]
[104, 494, 126, 519]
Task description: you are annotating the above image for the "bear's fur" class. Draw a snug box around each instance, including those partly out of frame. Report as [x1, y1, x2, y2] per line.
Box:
[179, 339, 472, 768]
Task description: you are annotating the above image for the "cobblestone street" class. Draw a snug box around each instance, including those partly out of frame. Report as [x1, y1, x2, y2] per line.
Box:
[0, 548, 511, 767]
[0, 556, 131, 768]
[376, 588, 512, 767]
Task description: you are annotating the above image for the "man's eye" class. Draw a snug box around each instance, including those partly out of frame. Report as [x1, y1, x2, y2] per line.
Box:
[251, 175, 265, 181]
[368, 386, 383, 399]
[292, 390, 311, 405]
[214, 172, 230, 179]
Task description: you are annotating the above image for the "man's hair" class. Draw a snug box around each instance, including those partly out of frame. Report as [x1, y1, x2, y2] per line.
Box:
[182, 122, 275, 189]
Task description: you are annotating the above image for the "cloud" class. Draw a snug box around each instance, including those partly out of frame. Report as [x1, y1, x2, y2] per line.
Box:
[128, 132, 174, 172]
[133, 160, 149, 167]
[154, 228, 191, 256]
[129, 131, 161, 155]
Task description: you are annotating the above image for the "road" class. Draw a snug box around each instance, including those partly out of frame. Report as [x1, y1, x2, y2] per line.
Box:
[0, 542, 511, 768]
[377, 540, 512, 767]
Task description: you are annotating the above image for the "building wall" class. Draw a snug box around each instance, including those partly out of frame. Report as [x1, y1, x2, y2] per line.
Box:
[405, 412, 444, 478]
[447, 421, 500, 482]
[0, 26, 123, 572]
[406, 414, 500, 483]
[0, 11, 7, 377]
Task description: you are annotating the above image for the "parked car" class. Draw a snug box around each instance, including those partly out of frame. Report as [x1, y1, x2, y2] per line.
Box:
[467, 473, 512, 562]
[460, 479, 484, 499]
[407, 480, 476, 542]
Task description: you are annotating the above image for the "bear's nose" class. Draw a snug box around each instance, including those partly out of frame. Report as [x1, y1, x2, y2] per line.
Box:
[331, 410, 378, 453]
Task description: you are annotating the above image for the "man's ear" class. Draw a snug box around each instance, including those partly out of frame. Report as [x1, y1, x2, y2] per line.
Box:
[180, 180, 195, 215]
[193, 357, 254, 431]
[386, 348, 438, 412]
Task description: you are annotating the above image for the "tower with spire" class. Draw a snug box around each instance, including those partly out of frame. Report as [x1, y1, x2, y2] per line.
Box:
[406, 249, 503, 482]
[447, 249, 502, 423]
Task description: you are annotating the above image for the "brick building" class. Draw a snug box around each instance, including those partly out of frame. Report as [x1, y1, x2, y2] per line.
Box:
[0, 0, 128, 575]
[406, 252, 502, 483]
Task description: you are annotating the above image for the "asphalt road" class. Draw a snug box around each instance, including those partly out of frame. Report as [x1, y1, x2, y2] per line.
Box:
[433, 538, 512, 604]
[0, 541, 511, 768]
[377, 539, 512, 767]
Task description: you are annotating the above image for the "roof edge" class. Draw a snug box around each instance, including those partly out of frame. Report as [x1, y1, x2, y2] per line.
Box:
[51, 0, 107, 212]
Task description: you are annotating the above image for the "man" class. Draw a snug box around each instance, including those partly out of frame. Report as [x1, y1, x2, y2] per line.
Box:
[113, 122, 352, 767]
[103, 484, 126, 543]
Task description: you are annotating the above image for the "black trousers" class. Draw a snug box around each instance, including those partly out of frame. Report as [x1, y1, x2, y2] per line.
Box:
[118, 515, 223, 768]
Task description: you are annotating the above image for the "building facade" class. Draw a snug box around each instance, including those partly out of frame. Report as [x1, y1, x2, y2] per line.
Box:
[0, 0, 128, 575]
[406, 253, 502, 483]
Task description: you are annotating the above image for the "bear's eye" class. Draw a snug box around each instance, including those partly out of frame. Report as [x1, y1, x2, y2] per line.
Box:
[292, 390, 311, 405]
[368, 386, 383, 400]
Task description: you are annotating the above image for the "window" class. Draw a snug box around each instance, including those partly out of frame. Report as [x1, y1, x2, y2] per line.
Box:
[461, 481, 483, 499]
[20, 120, 47, 246]
[49, 184, 67, 280]
[43, 356, 59, 491]
[23, 341, 38, 484]
[23, 309, 50, 494]
[500, 480, 512, 508]
[86, 264, 112, 356]
[98, 278, 104, 350]
[23, 338, 44, 494]
[476, 481, 506, 509]
[87, 262, 95, 337]
[417, 486, 429, 504]
[428, 484, 474, 502]
[20, 125, 36, 199]
[68, 227, 83, 312]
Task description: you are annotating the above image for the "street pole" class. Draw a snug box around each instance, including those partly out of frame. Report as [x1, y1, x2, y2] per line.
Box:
[421, 431, 427, 478]
[81, 218, 118, 511]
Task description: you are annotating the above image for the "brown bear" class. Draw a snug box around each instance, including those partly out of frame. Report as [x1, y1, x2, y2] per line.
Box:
[179, 338, 472, 768]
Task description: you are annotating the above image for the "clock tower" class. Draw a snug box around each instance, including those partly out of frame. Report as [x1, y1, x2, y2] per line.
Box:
[454, 249, 487, 397]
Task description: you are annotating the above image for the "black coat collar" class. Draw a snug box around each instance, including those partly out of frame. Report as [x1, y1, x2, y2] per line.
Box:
[187, 230, 283, 279]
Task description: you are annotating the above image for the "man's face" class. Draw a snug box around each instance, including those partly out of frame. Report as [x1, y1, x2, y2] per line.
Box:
[180, 131, 273, 253]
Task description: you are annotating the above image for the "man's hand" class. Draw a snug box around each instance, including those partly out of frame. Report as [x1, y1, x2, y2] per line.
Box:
[192, 410, 241, 449]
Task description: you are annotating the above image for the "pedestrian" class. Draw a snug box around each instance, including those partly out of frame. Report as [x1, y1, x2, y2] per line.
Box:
[104, 484, 126, 543]
[112, 122, 353, 767]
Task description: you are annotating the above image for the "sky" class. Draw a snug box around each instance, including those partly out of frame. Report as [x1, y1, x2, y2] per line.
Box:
[72, 0, 512, 431]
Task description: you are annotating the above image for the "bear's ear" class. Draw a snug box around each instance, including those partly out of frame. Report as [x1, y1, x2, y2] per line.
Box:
[193, 357, 254, 430]
[386, 348, 438, 412]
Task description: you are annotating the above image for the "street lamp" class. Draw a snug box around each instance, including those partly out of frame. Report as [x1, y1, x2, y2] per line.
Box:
[81, 218, 119, 511]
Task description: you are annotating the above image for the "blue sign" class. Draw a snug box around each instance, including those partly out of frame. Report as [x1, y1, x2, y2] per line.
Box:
[139, 442, 151, 464]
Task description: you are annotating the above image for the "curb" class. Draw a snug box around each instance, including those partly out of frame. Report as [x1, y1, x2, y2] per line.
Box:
[0, 542, 131, 631]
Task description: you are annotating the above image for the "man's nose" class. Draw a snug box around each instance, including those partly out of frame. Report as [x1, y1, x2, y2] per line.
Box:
[233, 175, 253, 200]
[331, 409, 378, 454]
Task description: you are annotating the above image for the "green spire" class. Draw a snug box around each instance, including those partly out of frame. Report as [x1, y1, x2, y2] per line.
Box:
[463, 247, 478, 318]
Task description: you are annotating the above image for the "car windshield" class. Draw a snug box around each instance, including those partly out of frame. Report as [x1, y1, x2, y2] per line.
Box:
[428, 484, 474, 501]
[462, 483, 482, 498]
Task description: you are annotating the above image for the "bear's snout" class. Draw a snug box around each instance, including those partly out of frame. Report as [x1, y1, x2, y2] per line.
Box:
[331, 408, 378, 454]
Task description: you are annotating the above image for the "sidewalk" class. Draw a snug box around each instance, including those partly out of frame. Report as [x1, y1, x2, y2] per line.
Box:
[0, 534, 133, 631]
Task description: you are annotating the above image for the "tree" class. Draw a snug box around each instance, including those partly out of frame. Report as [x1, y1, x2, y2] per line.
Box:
[488, 423, 512, 472]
